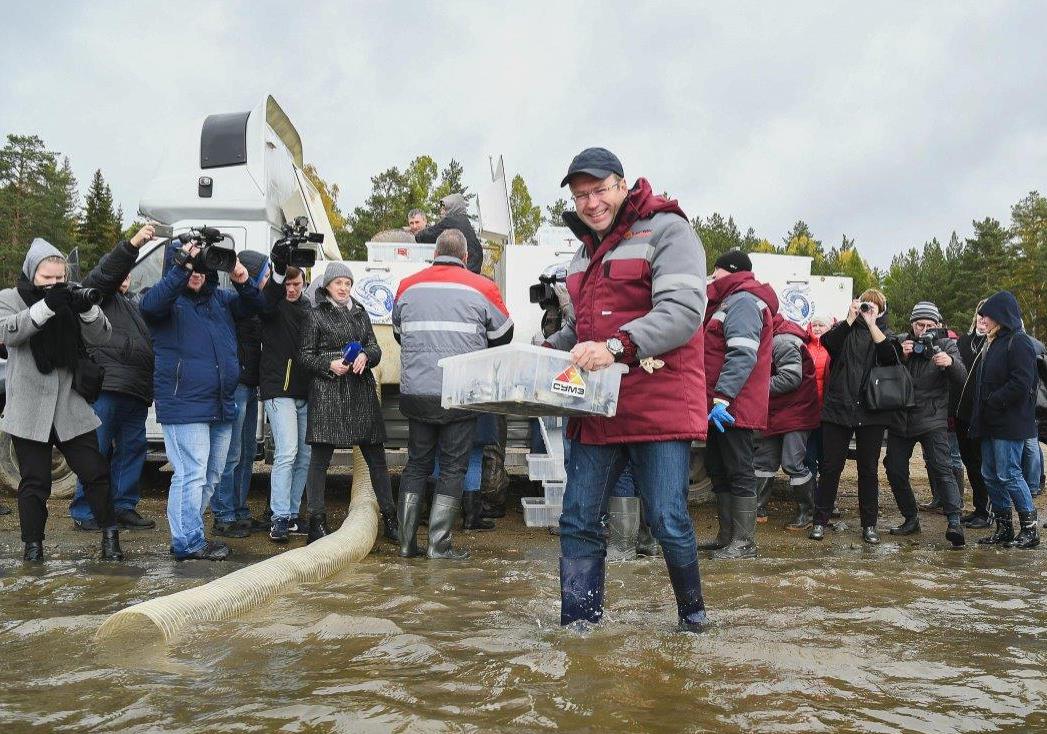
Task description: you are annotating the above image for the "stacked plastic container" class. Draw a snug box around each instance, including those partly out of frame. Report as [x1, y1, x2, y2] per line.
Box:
[520, 416, 567, 527]
[365, 242, 435, 263]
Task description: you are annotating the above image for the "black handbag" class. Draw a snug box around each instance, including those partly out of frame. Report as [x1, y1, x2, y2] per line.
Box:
[72, 337, 105, 404]
[859, 342, 916, 412]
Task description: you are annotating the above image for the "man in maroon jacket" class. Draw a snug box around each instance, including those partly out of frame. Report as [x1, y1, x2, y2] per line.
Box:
[545, 147, 708, 631]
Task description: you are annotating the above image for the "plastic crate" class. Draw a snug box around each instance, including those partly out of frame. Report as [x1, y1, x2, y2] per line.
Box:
[526, 453, 567, 481]
[537, 415, 566, 458]
[365, 242, 435, 263]
[438, 344, 627, 417]
[521, 497, 562, 527]
[543, 481, 565, 505]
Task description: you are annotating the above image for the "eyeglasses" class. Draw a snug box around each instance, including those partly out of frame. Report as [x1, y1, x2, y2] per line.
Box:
[569, 179, 621, 205]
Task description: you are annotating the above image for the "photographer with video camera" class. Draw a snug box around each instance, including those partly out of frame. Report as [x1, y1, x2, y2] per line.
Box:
[139, 230, 267, 561]
[0, 238, 124, 561]
[883, 302, 968, 547]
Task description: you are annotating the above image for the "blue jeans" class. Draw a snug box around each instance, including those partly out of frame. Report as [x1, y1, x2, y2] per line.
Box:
[560, 439, 696, 567]
[163, 421, 233, 557]
[211, 383, 258, 523]
[610, 463, 636, 497]
[433, 446, 484, 492]
[69, 391, 148, 521]
[265, 397, 311, 519]
[1022, 437, 1043, 493]
[981, 438, 1034, 514]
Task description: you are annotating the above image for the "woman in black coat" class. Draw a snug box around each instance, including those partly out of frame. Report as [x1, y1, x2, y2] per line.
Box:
[809, 289, 900, 544]
[297, 262, 394, 544]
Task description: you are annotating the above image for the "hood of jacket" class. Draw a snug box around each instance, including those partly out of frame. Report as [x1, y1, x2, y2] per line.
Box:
[774, 313, 809, 342]
[162, 240, 217, 298]
[441, 193, 468, 217]
[22, 238, 65, 280]
[979, 290, 1023, 332]
[562, 178, 687, 243]
[706, 270, 780, 320]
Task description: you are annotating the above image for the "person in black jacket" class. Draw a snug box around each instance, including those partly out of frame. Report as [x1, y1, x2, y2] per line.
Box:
[883, 301, 967, 546]
[68, 224, 157, 532]
[809, 289, 899, 544]
[413, 193, 483, 273]
[209, 250, 268, 538]
[966, 291, 1039, 549]
[955, 300, 992, 528]
[259, 264, 313, 543]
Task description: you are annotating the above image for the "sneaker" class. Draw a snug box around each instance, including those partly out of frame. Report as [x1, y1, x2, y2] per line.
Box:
[213, 520, 250, 538]
[175, 540, 230, 562]
[115, 509, 156, 529]
[73, 517, 100, 532]
[287, 517, 308, 536]
[269, 517, 289, 543]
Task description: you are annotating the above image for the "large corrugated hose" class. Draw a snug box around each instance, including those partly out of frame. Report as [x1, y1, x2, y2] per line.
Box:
[96, 369, 382, 644]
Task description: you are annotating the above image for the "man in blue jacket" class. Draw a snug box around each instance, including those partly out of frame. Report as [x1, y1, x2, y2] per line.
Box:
[969, 291, 1040, 549]
[140, 239, 266, 561]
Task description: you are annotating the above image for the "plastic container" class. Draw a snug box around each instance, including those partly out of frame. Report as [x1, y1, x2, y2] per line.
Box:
[527, 453, 567, 481]
[537, 415, 566, 458]
[521, 497, 563, 527]
[438, 344, 627, 417]
[365, 242, 435, 263]
[543, 481, 565, 505]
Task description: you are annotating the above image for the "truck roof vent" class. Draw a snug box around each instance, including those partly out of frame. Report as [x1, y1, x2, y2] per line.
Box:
[200, 111, 250, 169]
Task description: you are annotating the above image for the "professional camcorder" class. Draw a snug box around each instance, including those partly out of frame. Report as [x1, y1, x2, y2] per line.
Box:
[175, 226, 237, 273]
[529, 263, 568, 308]
[272, 216, 323, 269]
[909, 328, 948, 357]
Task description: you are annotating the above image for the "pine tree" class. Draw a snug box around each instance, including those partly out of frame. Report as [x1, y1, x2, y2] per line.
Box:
[78, 169, 120, 270]
[1009, 191, 1047, 339]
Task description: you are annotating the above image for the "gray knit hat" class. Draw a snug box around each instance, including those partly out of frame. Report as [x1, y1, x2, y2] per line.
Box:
[322, 261, 355, 288]
[910, 301, 942, 323]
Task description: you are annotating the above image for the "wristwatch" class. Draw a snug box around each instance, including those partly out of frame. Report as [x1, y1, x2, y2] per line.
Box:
[606, 337, 625, 360]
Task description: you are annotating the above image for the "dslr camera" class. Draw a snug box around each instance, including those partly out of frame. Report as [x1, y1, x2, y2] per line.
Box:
[272, 216, 323, 269]
[910, 328, 947, 357]
[175, 226, 237, 273]
[48, 282, 103, 310]
[859, 301, 878, 314]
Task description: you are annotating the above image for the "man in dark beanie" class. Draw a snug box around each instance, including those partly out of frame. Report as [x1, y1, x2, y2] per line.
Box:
[698, 249, 778, 560]
[210, 249, 270, 538]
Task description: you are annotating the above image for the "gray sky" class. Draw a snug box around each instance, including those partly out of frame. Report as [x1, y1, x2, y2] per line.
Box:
[2, 1, 1044, 268]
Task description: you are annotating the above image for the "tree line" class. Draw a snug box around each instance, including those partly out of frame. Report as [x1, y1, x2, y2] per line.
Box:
[2, 133, 1043, 339]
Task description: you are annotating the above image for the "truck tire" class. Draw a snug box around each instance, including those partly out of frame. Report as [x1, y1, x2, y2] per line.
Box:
[0, 429, 78, 499]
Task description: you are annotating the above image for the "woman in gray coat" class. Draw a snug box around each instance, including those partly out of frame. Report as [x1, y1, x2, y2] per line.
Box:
[296, 262, 392, 544]
[0, 238, 124, 561]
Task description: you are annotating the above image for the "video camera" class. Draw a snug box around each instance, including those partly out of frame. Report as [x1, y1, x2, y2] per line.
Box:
[909, 328, 948, 357]
[529, 263, 568, 308]
[176, 226, 237, 273]
[272, 216, 323, 269]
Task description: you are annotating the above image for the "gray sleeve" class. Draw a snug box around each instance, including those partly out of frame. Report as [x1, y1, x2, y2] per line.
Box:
[714, 294, 765, 400]
[545, 308, 577, 351]
[78, 306, 112, 347]
[769, 335, 803, 395]
[0, 297, 49, 347]
[619, 217, 707, 358]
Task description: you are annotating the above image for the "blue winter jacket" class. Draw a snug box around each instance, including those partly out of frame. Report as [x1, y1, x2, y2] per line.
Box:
[970, 291, 1038, 441]
[139, 243, 267, 425]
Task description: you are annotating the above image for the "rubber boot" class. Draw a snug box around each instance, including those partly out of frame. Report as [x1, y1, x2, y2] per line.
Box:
[306, 513, 328, 544]
[785, 477, 815, 530]
[713, 494, 757, 560]
[666, 560, 707, 632]
[606, 496, 640, 561]
[977, 508, 1014, 545]
[380, 508, 399, 544]
[945, 517, 966, 548]
[1007, 510, 1039, 549]
[560, 556, 605, 625]
[755, 477, 774, 523]
[100, 527, 124, 561]
[479, 443, 509, 519]
[397, 491, 423, 557]
[461, 492, 495, 531]
[23, 541, 44, 561]
[888, 515, 921, 535]
[426, 494, 470, 560]
[697, 491, 733, 551]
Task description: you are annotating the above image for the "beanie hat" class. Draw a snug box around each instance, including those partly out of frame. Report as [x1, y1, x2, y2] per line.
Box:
[237, 250, 269, 287]
[910, 301, 942, 324]
[713, 250, 752, 274]
[322, 261, 355, 288]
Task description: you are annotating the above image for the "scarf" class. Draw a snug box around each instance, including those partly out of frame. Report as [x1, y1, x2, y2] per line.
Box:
[16, 275, 82, 374]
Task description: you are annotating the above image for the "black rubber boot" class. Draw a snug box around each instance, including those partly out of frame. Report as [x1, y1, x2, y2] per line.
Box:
[786, 477, 815, 530]
[978, 509, 1015, 545]
[461, 492, 495, 531]
[862, 526, 881, 544]
[1008, 510, 1039, 549]
[100, 527, 124, 561]
[755, 477, 774, 523]
[306, 513, 329, 544]
[697, 492, 732, 551]
[23, 541, 44, 562]
[889, 516, 921, 535]
[397, 491, 423, 557]
[666, 560, 707, 632]
[606, 496, 640, 561]
[479, 443, 509, 519]
[380, 508, 399, 544]
[713, 494, 757, 560]
[560, 556, 605, 625]
[946, 520, 966, 548]
[427, 495, 470, 560]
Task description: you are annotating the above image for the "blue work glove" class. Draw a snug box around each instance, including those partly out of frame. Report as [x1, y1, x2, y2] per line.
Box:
[708, 402, 736, 433]
[341, 341, 363, 365]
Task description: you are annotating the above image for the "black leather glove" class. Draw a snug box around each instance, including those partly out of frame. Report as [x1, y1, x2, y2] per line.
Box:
[43, 285, 73, 312]
[270, 242, 291, 275]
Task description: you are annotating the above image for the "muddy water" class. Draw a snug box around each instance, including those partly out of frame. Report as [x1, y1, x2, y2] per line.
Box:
[2, 516, 1046, 734]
